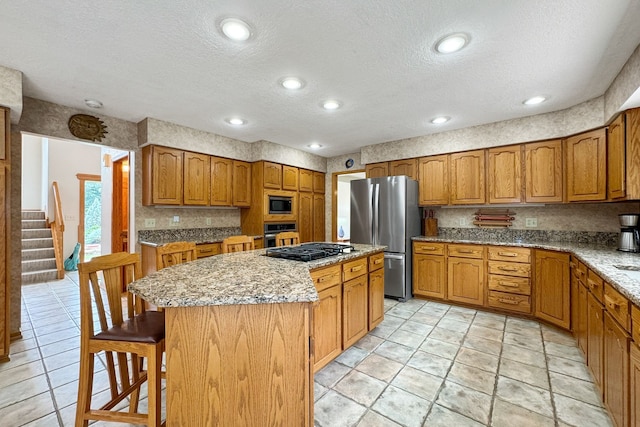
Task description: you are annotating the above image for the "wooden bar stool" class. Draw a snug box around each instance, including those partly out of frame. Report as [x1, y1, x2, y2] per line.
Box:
[75, 252, 165, 427]
[221, 235, 255, 253]
[155, 241, 197, 270]
[275, 231, 300, 247]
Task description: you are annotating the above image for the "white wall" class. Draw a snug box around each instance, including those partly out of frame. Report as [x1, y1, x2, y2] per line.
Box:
[336, 172, 366, 240]
[21, 134, 44, 210]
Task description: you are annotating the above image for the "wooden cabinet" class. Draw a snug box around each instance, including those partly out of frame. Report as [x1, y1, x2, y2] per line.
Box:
[418, 155, 449, 205]
[210, 157, 232, 206]
[524, 139, 563, 203]
[534, 250, 570, 329]
[608, 114, 626, 200]
[626, 108, 640, 200]
[313, 194, 325, 242]
[0, 106, 5, 161]
[195, 242, 222, 258]
[413, 242, 446, 300]
[365, 162, 389, 178]
[299, 169, 313, 192]
[604, 312, 630, 427]
[450, 150, 485, 205]
[447, 244, 484, 306]
[368, 264, 385, 330]
[0, 107, 9, 361]
[183, 151, 210, 206]
[313, 172, 325, 194]
[571, 259, 588, 357]
[389, 159, 418, 180]
[263, 161, 282, 189]
[343, 274, 369, 348]
[487, 246, 531, 314]
[630, 343, 640, 427]
[282, 165, 299, 191]
[298, 192, 313, 243]
[488, 145, 522, 204]
[587, 292, 605, 392]
[566, 128, 607, 202]
[232, 160, 251, 207]
[311, 265, 342, 372]
[142, 145, 183, 205]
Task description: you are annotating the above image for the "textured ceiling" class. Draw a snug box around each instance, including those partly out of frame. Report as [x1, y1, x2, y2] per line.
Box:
[1, 0, 640, 157]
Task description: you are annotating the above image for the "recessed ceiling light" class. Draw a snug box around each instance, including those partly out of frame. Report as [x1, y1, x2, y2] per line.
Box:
[322, 100, 342, 110]
[220, 18, 252, 41]
[308, 143, 323, 149]
[523, 96, 547, 105]
[225, 117, 246, 125]
[435, 33, 469, 54]
[280, 77, 305, 90]
[84, 99, 103, 108]
[431, 116, 450, 124]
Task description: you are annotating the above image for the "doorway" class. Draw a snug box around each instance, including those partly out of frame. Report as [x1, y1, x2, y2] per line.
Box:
[77, 174, 101, 262]
[331, 171, 365, 241]
[111, 156, 129, 254]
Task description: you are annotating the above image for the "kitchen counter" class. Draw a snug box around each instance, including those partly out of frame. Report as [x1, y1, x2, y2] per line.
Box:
[413, 235, 640, 306]
[139, 234, 263, 246]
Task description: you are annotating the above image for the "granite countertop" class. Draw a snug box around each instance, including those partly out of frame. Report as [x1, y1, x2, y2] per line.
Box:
[128, 243, 386, 307]
[140, 235, 263, 246]
[413, 236, 640, 307]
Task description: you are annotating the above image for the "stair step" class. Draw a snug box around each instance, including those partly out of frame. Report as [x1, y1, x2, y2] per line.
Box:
[21, 269, 59, 285]
[22, 258, 57, 272]
[22, 228, 52, 239]
[22, 219, 48, 229]
[22, 237, 54, 250]
[22, 248, 56, 261]
[21, 210, 45, 220]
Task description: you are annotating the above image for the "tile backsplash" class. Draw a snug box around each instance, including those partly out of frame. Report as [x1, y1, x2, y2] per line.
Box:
[436, 227, 619, 247]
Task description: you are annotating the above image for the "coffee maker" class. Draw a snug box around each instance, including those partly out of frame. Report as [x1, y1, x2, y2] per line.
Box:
[618, 214, 640, 252]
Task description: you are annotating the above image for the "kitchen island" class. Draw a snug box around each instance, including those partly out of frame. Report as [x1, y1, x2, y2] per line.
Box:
[128, 243, 385, 426]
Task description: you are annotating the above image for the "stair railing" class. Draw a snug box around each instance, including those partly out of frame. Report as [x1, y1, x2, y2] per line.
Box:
[50, 181, 65, 279]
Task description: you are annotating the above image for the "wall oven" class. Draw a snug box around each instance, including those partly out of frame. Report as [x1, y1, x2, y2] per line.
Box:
[264, 223, 297, 248]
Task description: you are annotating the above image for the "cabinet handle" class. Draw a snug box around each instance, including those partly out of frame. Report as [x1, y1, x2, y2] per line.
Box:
[498, 252, 518, 257]
[318, 275, 334, 283]
[498, 281, 520, 288]
[497, 298, 520, 305]
[604, 295, 620, 310]
[457, 249, 474, 254]
[569, 262, 576, 268]
[351, 265, 363, 272]
[498, 266, 519, 272]
[587, 279, 599, 290]
[199, 248, 213, 253]
[423, 246, 436, 251]
[374, 259, 383, 264]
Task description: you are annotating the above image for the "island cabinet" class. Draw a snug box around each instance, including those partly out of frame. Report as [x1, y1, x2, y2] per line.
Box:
[608, 113, 626, 200]
[413, 242, 446, 299]
[342, 257, 369, 348]
[486, 246, 531, 314]
[524, 139, 563, 203]
[446, 244, 485, 306]
[450, 150, 485, 205]
[418, 155, 449, 205]
[389, 158, 418, 180]
[311, 264, 343, 371]
[565, 128, 607, 202]
[534, 250, 570, 329]
[368, 252, 385, 330]
[142, 145, 183, 205]
[183, 151, 210, 205]
[365, 162, 389, 178]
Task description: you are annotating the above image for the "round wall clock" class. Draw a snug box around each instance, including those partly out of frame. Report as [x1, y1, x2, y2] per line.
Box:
[68, 114, 108, 142]
[345, 158, 354, 169]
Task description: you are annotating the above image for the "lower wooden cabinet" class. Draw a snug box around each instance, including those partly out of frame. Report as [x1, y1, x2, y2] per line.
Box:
[413, 252, 446, 299]
[447, 257, 484, 306]
[342, 274, 369, 348]
[577, 281, 589, 357]
[604, 312, 630, 427]
[587, 292, 604, 393]
[368, 268, 384, 330]
[313, 285, 342, 371]
[534, 250, 570, 329]
[630, 343, 640, 427]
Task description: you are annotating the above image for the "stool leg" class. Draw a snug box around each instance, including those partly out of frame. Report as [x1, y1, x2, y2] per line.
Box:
[130, 354, 141, 413]
[75, 349, 95, 427]
[147, 343, 163, 426]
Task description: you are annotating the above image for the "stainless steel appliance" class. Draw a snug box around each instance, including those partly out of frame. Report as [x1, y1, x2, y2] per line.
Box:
[268, 195, 293, 215]
[266, 243, 355, 261]
[264, 222, 297, 248]
[350, 176, 420, 301]
[618, 214, 640, 252]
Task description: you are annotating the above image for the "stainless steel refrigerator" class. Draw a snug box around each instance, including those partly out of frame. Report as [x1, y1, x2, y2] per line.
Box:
[350, 176, 420, 301]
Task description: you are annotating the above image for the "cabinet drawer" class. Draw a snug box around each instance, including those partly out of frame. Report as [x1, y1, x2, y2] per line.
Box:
[488, 291, 531, 314]
[587, 269, 604, 303]
[310, 265, 341, 292]
[488, 261, 531, 278]
[369, 252, 384, 272]
[632, 305, 640, 344]
[414, 242, 445, 255]
[604, 283, 630, 332]
[447, 244, 484, 259]
[342, 257, 368, 282]
[196, 243, 221, 258]
[488, 246, 531, 263]
[488, 275, 531, 295]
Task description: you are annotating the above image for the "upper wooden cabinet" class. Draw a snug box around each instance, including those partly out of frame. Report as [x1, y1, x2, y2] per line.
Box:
[282, 165, 299, 191]
[534, 250, 570, 329]
[210, 157, 232, 206]
[566, 128, 607, 202]
[450, 150, 485, 205]
[263, 161, 282, 189]
[389, 159, 418, 180]
[299, 169, 313, 192]
[525, 139, 563, 203]
[183, 151, 210, 206]
[608, 114, 626, 200]
[232, 160, 251, 207]
[488, 145, 522, 204]
[624, 108, 640, 200]
[365, 162, 389, 178]
[142, 145, 183, 205]
[0, 107, 7, 160]
[418, 155, 449, 205]
[313, 172, 325, 194]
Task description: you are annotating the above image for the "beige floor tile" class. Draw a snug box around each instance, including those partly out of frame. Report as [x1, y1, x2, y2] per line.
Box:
[428, 327, 465, 345]
[492, 397, 555, 427]
[455, 347, 499, 373]
[315, 390, 367, 427]
[0, 360, 45, 388]
[447, 362, 496, 395]
[0, 374, 51, 409]
[356, 410, 401, 426]
[499, 358, 550, 390]
[398, 319, 433, 336]
[419, 337, 460, 359]
[0, 392, 56, 427]
[466, 324, 504, 342]
[501, 343, 547, 369]
[503, 331, 544, 352]
[315, 361, 352, 387]
[547, 355, 592, 381]
[437, 318, 471, 333]
[407, 349, 453, 378]
[334, 370, 387, 406]
[553, 394, 614, 427]
[496, 376, 553, 418]
[435, 380, 492, 424]
[374, 341, 416, 363]
[549, 371, 603, 407]
[423, 404, 485, 427]
[544, 341, 584, 362]
[386, 329, 426, 348]
[356, 354, 403, 382]
[462, 334, 502, 356]
[372, 385, 430, 427]
[390, 365, 443, 401]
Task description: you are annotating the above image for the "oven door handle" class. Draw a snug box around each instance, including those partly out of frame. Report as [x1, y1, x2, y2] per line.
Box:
[264, 233, 278, 238]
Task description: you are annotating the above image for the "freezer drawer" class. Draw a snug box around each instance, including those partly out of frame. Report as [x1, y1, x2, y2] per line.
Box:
[384, 252, 407, 301]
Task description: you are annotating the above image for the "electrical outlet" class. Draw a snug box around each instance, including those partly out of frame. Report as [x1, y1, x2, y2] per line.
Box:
[144, 218, 156, 228]
[459, 217, 467, 226]
[525, 217, 538, 227]
[206, 217, 212, 226]
[173, 215, 180, 223]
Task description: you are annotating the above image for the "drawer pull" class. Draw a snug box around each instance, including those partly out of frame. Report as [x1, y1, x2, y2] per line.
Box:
[422, 246, 436, 250]
[569, 262, 576, 268]
[199, 248, 213, 253]
[498, 266, 518, 272]
[498, 252, 518, 257]
[497, 298, 520, 305]
[587, 279, 599, 289]
[457, 249, 474, 254]
[374, 259, 383, 264]
[351, 265, 363, 272]
[318, 275, 334, 283]
[498, 281, 520, 288]
[604, 295, 620, 310]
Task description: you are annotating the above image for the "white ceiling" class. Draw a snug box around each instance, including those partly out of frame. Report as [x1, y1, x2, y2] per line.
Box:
[1, 1, 640, 158]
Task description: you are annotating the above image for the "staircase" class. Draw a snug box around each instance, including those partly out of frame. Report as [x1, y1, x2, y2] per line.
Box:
[21, 210, 59, 284]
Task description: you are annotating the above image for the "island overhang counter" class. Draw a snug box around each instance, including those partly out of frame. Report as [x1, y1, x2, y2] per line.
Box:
[128, 244, 385, 426]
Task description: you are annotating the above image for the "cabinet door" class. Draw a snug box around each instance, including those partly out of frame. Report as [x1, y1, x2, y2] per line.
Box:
[183, 151, 210, 205]
[152, 146, 183, 205]
[369, 268, 385, 330]
[578, 282, 589, 357]
[313, 285, 342, 371]
[587, 292, 604, 393]
[0, 107, 6, 160]
[447, 257, 484, 306]
[365, 162, 389, 178]
[630, 343, 640, 427]
[313, 172, 325, 194]
[232, 160, 251, 207]
[525, 139, 563, 203]
[0, 165, 7, 361]
[450, 150, 485, 205]
[413, 254, 446, 299]
[282, 165, 299, 191]
[626, 108, 640, 199]
[343, 275, 368, 348]
[210, 157, 233, 206]
[488, 145, 522, 204]
[389, 159, 418, 180]
[299, 169, 313, 192]
[604, 312, 630, 427]
[263, 161, 282, 189]
[298, 192, 313, 243]
[313, 194, 325, 242]
[608, 114, 626, 200]
[418, 155, 449, 205]
[534, 250, 570, 329]
[566, 128, 607, 202]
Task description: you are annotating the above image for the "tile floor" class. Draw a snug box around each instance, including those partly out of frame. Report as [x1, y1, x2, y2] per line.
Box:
[0, 274, 613, 427]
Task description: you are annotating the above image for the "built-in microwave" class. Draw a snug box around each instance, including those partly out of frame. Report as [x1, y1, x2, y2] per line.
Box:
[268, 195, 293, 215]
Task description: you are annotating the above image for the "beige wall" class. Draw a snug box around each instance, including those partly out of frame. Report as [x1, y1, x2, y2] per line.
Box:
[605, 43, 640, 121]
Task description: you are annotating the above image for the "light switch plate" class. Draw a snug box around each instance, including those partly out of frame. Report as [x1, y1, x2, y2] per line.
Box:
[525, 218, 538, 227]
[206, 217, 212, 226]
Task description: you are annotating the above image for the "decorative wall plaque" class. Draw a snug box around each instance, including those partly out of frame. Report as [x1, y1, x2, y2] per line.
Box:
[68, 114, 108, 142]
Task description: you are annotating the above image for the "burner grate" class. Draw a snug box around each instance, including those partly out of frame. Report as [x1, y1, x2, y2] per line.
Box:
[265, 243, 355, 261]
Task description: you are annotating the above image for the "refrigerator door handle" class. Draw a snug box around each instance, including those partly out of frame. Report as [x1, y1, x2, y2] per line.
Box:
[384, 253, 404, 260]
[373, 183, 380, 245]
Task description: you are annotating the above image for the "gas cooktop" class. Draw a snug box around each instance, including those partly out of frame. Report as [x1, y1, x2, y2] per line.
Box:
[265, 243, 356, 262]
